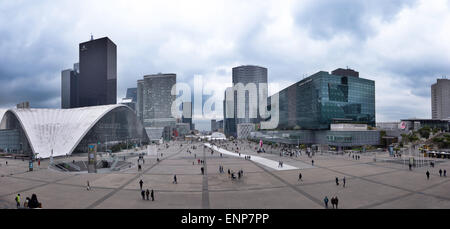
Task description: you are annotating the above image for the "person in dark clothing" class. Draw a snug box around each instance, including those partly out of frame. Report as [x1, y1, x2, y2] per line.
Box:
[445, 170, 447, 177]
[439, 169, 442, 177]
[139, 179, 144, 190]
[146, 189, 150, 200]
[334, 196, 339, 209]
[331, 197, 335, 209]
[173, 175, 177, 184]
[151, 189, 154, 201]
[28, 194, 41, 208]
[335, 177, 339, 186]
[343, 177, 346, 188]
[141, 190, 145, 200]
[324, 196, 329, 209]
[298, 173, 302, 181]
[426, 171, 430, 180]
[201, 167, 204, 175]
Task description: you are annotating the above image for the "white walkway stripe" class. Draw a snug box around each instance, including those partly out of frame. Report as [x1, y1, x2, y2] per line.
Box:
[204, 143, 298, 171]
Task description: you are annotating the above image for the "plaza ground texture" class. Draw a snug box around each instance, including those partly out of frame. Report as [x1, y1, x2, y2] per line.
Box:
[1, 140, 450, 209]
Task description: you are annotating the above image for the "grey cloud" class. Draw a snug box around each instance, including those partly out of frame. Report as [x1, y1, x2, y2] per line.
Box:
[293, 0, 418, 40]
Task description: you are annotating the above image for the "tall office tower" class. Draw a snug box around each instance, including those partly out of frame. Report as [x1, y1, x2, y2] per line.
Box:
[77, 37, 117, 107]
[225, 65, 268, 137]
[432, 78, 450, 119]
[211, 119, 217, 132]
[61, 63, 79, 109]
[270, 68, 375, 130]
[142, 73, 177, 128]
[137, 80, 144, 122]
[126, 88, 137, 102]
[182, 101, 193, 130]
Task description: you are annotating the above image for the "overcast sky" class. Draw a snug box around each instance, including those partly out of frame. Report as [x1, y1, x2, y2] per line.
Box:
[1, 0, 450, 130]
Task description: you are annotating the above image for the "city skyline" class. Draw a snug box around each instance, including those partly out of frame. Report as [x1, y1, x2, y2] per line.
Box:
[1, 0, 450, 131]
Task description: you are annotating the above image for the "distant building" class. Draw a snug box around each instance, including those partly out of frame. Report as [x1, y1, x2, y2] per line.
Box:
[211, 119, 217, 132]
[432, 78, 450, 119]
[137, 73, 177, 140]
[77, 37, 117, 107]
[61, 63, 79, 109]
[182, 102, 193, 130]
[224, 65, 268, 137]
[126, 88, 137, 102]
[16, 102, 30, 109]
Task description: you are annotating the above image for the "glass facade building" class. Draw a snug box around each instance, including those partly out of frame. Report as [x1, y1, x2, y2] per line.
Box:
[274, 69, 375, 130]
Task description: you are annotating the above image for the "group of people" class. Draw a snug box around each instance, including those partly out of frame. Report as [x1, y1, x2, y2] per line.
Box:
[324, 196, 339, 209]
[244, 155, 251, 160]
[335, 177, 346, 187]
[426, 169, 448, 179]
[15, 193, 41, 209]
[227, 168, 244, 180]
[138, 180, 155, 201]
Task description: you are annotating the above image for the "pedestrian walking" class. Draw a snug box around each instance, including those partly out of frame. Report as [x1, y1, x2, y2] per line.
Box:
[335, 177, 339, 186]
[151, 189, 154, 201]
[343, 177, 346, 188]
[139, 179, 144, 190]
[324, 196, 329, 209]
[86, 180, 91, 191]
[173, 175, 178, 184]
[331, 197, 335, 209]
[439, 169, 442, 177]
[15, 194, 20, 208]
[312, 160, 314, 166]
[335, 196, 339, 209]
[445, 170, 447, 177]
[298, 173, 302, 181]
[141, 190, 145, 200]
[146, 189, 150, 200]
[201, 167, 204, 175]
[426, 171, 430, 180]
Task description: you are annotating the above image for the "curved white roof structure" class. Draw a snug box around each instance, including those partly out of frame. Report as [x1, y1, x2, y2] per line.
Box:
[0, 104, 137, 158]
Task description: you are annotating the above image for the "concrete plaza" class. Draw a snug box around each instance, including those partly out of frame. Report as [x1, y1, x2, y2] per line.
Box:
[1, 141, 450, 209]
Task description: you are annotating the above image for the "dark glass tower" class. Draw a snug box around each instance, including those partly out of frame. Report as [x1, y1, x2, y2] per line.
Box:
[77, 37, 117, 107]
[61, 63, 79, 109]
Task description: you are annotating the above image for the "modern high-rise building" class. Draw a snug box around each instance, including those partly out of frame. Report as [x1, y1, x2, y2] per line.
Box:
[182, 101, 193, 130]
[211, 119, 217, 132]
[137, 80, 144, 122]
[126, 88, 137, 102]
[272, 68, 375, 130]
[141, 73, 176, 128]
[224, 65, 268, 137]
[61, 63, 79, 109]
[136, 73, 177, 140]
[431, 78, 450, 119]
[77, 37, 117, 107]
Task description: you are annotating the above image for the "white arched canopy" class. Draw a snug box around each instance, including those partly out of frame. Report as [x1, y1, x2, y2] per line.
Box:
[0, 105, 139, 158]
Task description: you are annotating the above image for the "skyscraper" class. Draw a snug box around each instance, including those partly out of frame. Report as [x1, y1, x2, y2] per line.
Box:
[61, 63, 79, 109]
[141, 73, 177, 128]
[225, 65, 268, 137]
[432, 78, 450, 119]
[77, 37, 117, 107]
